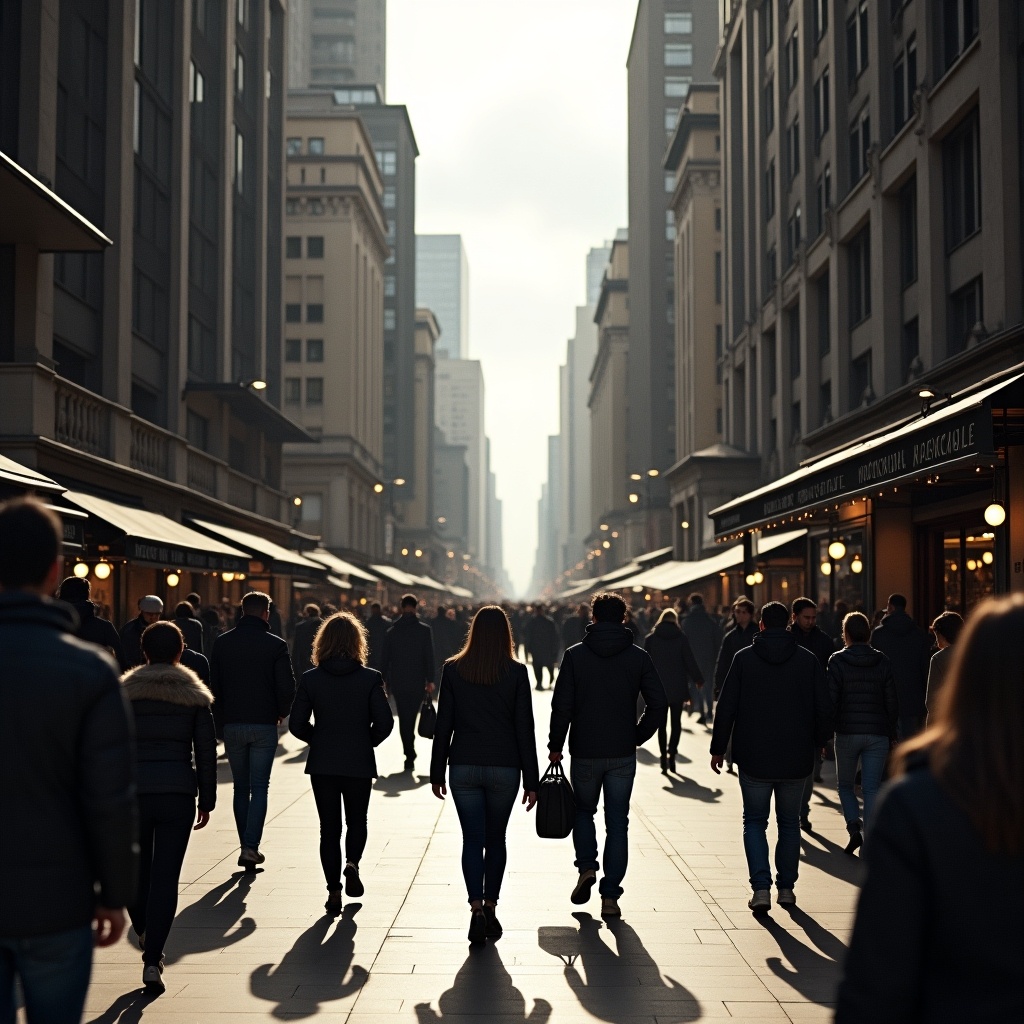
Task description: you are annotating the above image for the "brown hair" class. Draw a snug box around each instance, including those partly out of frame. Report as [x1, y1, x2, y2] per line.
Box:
[450, 605, 517, 684]
[312, 611, 368, 667]
[142, 621, 185, 664]
[895, 595, 1024, 854]
[842, 611, 872, 644]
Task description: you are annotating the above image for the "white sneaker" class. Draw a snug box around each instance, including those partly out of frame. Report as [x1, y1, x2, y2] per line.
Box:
[777, 888, 796, 906]
[748, 889, 771, 913]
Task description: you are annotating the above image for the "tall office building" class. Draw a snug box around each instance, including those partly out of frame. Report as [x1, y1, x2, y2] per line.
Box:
[586, 243, 613, 306]
[416, 234, 470, 359]
[626, 0, 718, 548]
[288, 0, 386, 94]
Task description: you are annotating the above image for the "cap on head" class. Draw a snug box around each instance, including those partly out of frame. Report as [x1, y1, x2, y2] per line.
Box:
[139, 595, 164, 613]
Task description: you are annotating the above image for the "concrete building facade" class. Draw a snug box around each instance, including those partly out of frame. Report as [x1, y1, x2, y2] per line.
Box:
[416, 234, 470, 359]
[288, 0, 386, 94]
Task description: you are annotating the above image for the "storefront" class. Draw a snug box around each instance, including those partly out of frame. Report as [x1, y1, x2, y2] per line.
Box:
[710, 367, 1024, 622]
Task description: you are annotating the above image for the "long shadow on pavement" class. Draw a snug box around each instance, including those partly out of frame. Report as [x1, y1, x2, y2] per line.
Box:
[374, 769, 431, 798]
[415, 942, 551, 1023]
[538, 912, 701, 1022]
[660, 773, 723, 803]
[755, 906, 847, 1005]
[250, 904, 366, 1019]
[85, 989, 160, 1024]
[799, 832, 865, 886]
[162, 872, 257, 965]
[637, 748, 692, 767]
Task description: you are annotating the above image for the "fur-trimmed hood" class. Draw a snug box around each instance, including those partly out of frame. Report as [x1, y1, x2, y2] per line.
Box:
[121, 662, 214, 707]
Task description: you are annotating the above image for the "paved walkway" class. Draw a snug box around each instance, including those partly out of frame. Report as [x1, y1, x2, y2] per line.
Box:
[79, 692, 860, 1023]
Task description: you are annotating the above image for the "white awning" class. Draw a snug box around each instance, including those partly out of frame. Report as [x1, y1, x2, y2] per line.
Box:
[368, 563, 419, 586]
[306, 548, 379, 582]
[0, 454, 65, 494]
[447, 585, 474, 599]
[327, 574, 354, 590]
[189, 518, 325, 573]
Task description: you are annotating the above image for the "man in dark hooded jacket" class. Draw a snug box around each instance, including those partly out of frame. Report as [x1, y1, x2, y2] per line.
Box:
[58, 576, 128, 671]
[710, 601, 832, 914]
[365, 602, 391, 671]
[869, 593, 933, 738]
[381, 594, 435, 771]
[548, 592, 667, 918]
[172, 600, 205, 655]
[680, 594, 721, 725]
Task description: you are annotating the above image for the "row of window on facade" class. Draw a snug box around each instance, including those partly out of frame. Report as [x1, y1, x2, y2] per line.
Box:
[285, 302, 397, 330]
[284, 377, 325, 405]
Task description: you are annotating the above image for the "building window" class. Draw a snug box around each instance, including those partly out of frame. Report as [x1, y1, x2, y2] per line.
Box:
[307, 236, 324, 258]
[308, 198, 324, 215]
[306, 338, 324, 362]
[763, 76, 775, 135]
[665, 209, 676, 241]
[299, 494, 323, 522]
[715, 325, 723, 383]
[665, 12, 693, 34]
[765, 160, 776, 219]
[714, 252, 722, 303]
[813, 0, 828, 41]
[942, 0, 979, 72]
[376, 150, 396, 175]
[384, 308, 396, 330]
[791, 401, 802, 443]
[850, 105, 871, 184]
[285, 338, 301, 362]
[846, 0, 869, 84]
[764, 0, 775, 51]
[235, 48, 244, 98]
[308, 137, 325, 155]
[665, 172, 675, 192]
[786, 116, 800, 183]
[817, 272, 831, 355]
[815, 164, 832, 235]
[899, 177, 918, 287]
[285, 198, 301, 216]
[813, 68, 830, 145]
[665, 43, 693, 67]
[306, 303, 324, 322]
[285, 236, 301, 259]
[948, 276, 982, 354]
[665, 76, 691, 98]
[234, 128, 244, 194]
[767, 332, 778, 395]
[894, 35, 917, 130]
[186, 410, 209, 451]
[766, 244, 778, 292]
[901, 317, 920, 381]
[715, 207, 722, 231]
[189, 61, 205, 105]
[286, 137, 301, 156]
[285, 303, 301, 323]
[384, 276, 395, 298]
[786, 204, 801, 265]
[786, 28, 799, 93]
[943, 109, 980, 252]
[306, 377, 324, 405]
[848, 225, 871, 327]
[819, 382, 832, 425]
[383, 187, 396, 208]
[284, 377, 300, 403]
[788, 305, 801, 378]
[665, 107, 679, 131]
[850, 350, 872, 408]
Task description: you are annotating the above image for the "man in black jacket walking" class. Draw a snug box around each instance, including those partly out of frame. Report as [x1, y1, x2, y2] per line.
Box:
[0, 499, 136, 1022]
[291, 603, 323, 678]
[381, 594, 435, 771]
[525, 603, 560, 690]
[712, 597, 757, 773]
[58, 575, 129, 670]
[870, 593, 933, 738]
[211, 590, 296, 868]
[548, 592, 667, 918]
[710, 601, 832, 914]
[121, 594, 164, 668]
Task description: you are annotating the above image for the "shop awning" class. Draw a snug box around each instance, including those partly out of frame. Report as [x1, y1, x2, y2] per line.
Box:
[710, 372, 1024, 539]
[447, 584, 474, 599]
[412, 574, 452, 592]
[0, 454, 66, 494]
[369, 564, 419, 586]
[189, 518, 325, 575]
[327, 574, 354, 590]
[65, 492, 250, 572]
[613, 529, 808, 591]
[306, 548, 380, 583]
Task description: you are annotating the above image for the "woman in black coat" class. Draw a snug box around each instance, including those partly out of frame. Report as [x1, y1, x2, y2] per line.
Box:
[121, 621, 216, 994]
[643, 609, 702, 773]
[430, 605, 540, 944]
[289, 611, 393, 915]
[836, 595, 1024, 1023]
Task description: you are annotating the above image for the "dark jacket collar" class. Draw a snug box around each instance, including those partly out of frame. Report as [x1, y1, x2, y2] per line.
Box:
[0, 592, 78, 633]
[752, 627, 800, 664]
[236, 615, 270, 633]
[582, 621, 635, 657]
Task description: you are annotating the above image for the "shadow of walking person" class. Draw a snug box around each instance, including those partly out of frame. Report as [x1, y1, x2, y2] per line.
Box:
[250, 904, 367, 1020]
[85, 989, 160, 1024]
[373, 770, 431, 798]
[756, 906, 847, 1005]
[414, 943, 551, 1024]
[660, 773, 723, 803]
[798, 832, 865, 886]
[540, 912, 701, 1023]
[162, 872, 257, 965]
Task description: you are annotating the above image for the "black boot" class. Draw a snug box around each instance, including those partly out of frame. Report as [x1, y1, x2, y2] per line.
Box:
[660, 753, 668, 773]
[845, 821, 863, 855]
[668, 754, 676, 774]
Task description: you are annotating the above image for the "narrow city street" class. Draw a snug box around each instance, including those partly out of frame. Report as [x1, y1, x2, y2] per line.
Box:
[80, 693, 858, 1024]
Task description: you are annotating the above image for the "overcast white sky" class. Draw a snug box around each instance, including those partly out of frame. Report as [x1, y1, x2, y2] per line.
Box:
[387, 0, 637, 596]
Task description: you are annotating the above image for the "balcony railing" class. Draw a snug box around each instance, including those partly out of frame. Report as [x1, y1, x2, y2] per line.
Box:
[55, 380, 111, 459]
[130, 419, 171, 479]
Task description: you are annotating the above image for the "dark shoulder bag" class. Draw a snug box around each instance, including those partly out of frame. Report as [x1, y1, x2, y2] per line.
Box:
[535, 761, 575, 839]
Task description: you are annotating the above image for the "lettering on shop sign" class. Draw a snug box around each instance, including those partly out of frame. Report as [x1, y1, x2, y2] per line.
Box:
[125, 539, 247, 574]
[912, 423, 975, 469]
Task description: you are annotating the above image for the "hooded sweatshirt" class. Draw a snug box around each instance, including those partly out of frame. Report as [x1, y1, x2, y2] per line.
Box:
[549, 622, 667, 758]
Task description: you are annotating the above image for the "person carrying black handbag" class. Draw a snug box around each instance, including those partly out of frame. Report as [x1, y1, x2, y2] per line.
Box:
[430, 606, 540, 944]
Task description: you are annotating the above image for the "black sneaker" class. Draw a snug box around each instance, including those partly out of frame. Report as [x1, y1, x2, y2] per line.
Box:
[571, 869, 597, 905]
[142, 962, 165, 994]
[325, 890, 342, 916]
[483, 905, 502, 939]
[344, 862, 364, 898]
[468, 909, 487, 943]
[844, 825, 863, 855]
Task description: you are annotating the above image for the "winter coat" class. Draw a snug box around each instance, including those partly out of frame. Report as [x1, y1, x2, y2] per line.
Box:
[835, 755, 1024, 1023]
[120, 614, 150, 669]
[710, 628, 833, 779]
[380, 613, 435, 699]
[525, 613, 560, 663]
[870, 610, 933, 728]
[789, 623, 837, 669]
[826, 645, 899, 739]
[68, 598, 128, 670]
[289, 656, 393, 777]
[549, 622, 667, 758]
[180, 646, 210, 687]
[172, 613, 205, 655]
[210, 615, 295, 734]
[365, 612, 392, 671]
[431, 661, 540, 790]
[679, 605, 722, 683]
[713, 621, 757, 699]
[121, 662, 217, 812]
[430, 613, 463, 680]
[925, 645, 955, 722]
[643, 621, 703, 705]
[0, 593, 136, 938]
[291, 615, 323, 678]
[561, 614, 589, 650]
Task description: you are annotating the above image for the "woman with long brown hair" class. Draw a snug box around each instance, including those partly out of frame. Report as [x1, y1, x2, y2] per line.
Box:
[289, 611, 393, 916]
[836, 594, 1024, 1022]
[430, 605, 540, 943]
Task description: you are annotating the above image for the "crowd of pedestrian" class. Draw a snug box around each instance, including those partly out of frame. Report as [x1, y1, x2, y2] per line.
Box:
[1, 493, 1020, 1023]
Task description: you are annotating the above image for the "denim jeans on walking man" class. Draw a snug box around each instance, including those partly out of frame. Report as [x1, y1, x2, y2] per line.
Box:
[0, 924, 93, 1024]
[738, 771, 804, 892]
[571, 757, 636, 898]
[834, 732, 890, 835]
[223, 723, 278, 851]
[448, 764, 521, 904]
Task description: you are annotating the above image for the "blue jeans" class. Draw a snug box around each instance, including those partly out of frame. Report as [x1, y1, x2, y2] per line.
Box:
[835, 733, 890, 835]
[691, 681, 712, 718]
[448, 764, 521, 903]
[223, 723, 278, 850]
[571, 756, 636, 898]
[738, 771, 804, 891]
[0, 924, 93, 1024]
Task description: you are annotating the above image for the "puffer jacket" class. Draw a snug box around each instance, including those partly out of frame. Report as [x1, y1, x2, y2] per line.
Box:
[826, 644, 899, 739]
[643, 621, 703, 704]
[121, 662, 217, 812]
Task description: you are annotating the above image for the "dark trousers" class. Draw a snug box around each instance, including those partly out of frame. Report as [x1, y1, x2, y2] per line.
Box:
[128, 793, 196, 965]
[393, 691, 421, 764]
[0, 924, 93, 1024]
[309, 775, 373, 889]
[532, 661, 555, 688]
[658, 702, 685, 756]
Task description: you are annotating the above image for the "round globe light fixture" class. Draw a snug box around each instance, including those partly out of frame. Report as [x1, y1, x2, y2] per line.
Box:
[745, 573, 757, 587]
[628, 493, 640, 504]
[984, 502, 1006, 527]
[820, 561, 832, 576]
[982, 551, 994, 565]
[166, 573, 180, 588]
[752, 570, 764, 585]
[850, 555, 864, 574]
[828, 540, 847, 561]
[94, 562, 112, 580]
[73, 562, 90, 579]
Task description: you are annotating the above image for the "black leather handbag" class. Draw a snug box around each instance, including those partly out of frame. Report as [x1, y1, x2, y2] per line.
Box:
[535, 761, 576, 839]
[417, 695, 437, 739]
